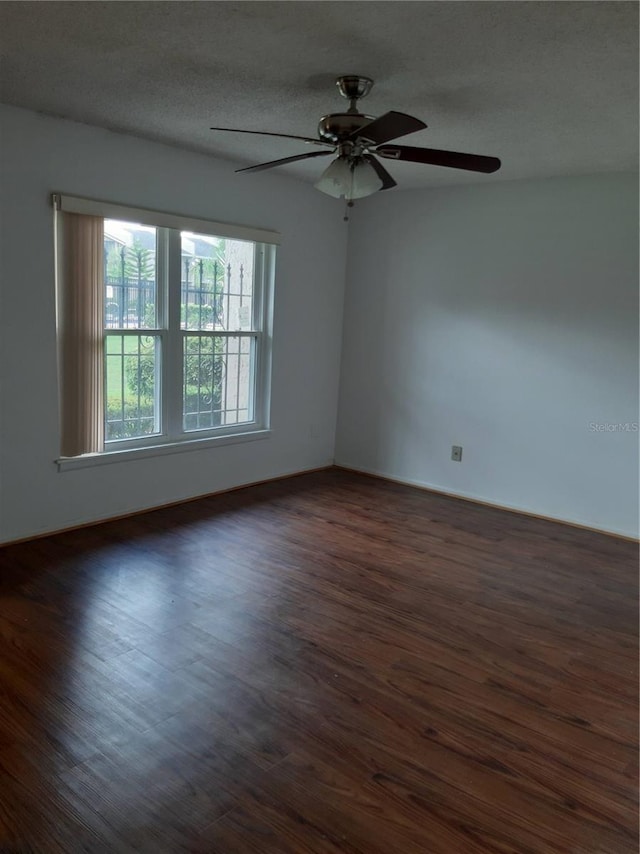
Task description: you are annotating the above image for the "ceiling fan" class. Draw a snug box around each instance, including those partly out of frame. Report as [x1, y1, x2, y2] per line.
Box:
[211, 76, 501, 213]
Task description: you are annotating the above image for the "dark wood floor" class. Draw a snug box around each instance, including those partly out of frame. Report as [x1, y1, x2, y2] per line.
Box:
[0, 469, 637, 853]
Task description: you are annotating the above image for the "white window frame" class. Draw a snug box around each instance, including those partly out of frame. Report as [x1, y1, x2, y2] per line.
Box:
[54, 195, 278, 470]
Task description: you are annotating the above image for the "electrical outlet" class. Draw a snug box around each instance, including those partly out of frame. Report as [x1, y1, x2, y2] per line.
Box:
[451, 445, 463, 462]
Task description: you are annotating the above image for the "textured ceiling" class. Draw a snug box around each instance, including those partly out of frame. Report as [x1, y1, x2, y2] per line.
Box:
[0, 1, 637, 190]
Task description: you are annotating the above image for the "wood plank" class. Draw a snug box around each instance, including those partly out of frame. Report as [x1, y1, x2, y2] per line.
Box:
[0, 468, 637, 852]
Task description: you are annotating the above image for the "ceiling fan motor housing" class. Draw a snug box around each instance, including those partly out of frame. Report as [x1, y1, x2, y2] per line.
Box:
[317, 113, 375, 143]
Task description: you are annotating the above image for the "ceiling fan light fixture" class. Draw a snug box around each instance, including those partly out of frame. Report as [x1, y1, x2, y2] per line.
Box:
[351, 158, 384, 198]
[314, 157, 382, 200]
[314, 157, 352, 198]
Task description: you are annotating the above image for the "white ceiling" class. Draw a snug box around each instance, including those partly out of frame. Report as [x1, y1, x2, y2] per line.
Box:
[0, 1, 637, 190]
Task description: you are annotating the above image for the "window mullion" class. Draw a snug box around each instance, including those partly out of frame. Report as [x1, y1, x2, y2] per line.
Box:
[252, 242, 263, 332]
[165, 229, 183, 439]
[253, 244, 273, 429]
[156, 228, 169, 436]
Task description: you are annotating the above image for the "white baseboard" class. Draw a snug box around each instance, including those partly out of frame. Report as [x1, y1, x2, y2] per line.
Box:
[333, 463, 639, 542]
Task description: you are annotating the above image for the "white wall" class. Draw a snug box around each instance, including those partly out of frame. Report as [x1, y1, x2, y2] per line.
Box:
[1, 106, 636, 543]
[0, 105, 348, 543]
[336, 173, 639, 538]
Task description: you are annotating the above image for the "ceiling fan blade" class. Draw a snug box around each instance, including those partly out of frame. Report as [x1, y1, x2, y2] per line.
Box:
[364, 155, 397, 190]
[350, 111, 427, 146]
[376, 145, 501, 173]
[235, 150, 334, 174]
[210, 127, 334, 148]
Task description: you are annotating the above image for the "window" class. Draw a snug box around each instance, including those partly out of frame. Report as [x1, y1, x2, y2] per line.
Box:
[55, 196, 277, 466]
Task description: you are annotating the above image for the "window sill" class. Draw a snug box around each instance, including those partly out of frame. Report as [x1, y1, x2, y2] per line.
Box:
[56, 428, 271, 471]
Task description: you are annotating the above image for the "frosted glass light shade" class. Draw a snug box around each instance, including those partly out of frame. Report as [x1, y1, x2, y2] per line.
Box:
[315, 157, 383, 200]
[350, 159, 384, 199]
[314, 157, 352, 198]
